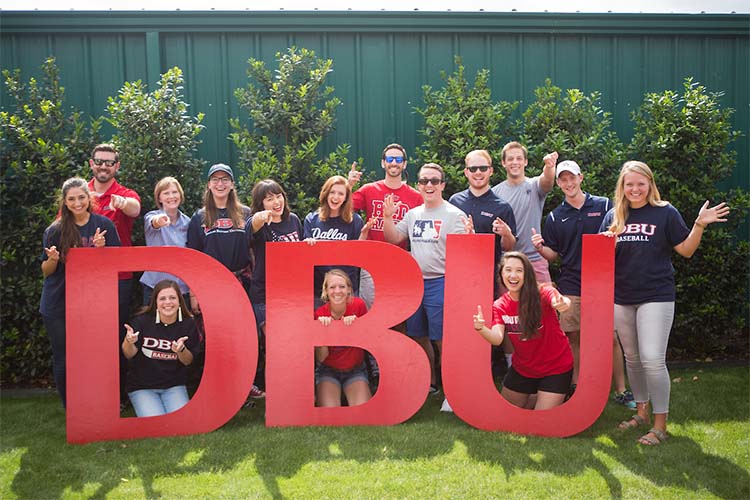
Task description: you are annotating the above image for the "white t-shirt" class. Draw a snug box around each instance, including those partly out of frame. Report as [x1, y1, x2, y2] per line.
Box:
[492, 176, 547, 261]
[396, 200, 467, 279]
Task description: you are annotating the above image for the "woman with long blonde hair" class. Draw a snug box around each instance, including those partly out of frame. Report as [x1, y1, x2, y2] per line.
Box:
[601, 160, 729, 445]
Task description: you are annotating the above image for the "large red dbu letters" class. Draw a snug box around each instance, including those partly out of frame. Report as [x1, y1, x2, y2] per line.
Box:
[66, 235, 613, 443]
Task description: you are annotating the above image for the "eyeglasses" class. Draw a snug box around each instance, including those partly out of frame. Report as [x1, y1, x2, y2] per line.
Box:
[209, 176, 232, 184]
[467, 165, 490, 173]
[417, 178, 443, 186]
[384, 156, 405, 164]
[93, 158, 117, 167]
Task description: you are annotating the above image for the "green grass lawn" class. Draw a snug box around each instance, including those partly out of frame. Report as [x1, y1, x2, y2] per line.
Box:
[1, 365, 748, 500]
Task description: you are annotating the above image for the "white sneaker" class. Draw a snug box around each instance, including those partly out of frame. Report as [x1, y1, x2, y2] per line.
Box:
[440, 398, 453, 413]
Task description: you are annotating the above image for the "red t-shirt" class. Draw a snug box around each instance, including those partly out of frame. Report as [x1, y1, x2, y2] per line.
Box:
[314, 297, 368, 371]
[89, 179, 141, 280]
[352, 181, 423, 249]
[491, 286, 574, 379]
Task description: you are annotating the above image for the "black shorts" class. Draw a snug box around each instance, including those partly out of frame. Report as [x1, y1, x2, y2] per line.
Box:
[502, 365, 573, 395]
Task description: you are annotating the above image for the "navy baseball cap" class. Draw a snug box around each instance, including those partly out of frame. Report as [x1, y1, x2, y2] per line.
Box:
[207, 163, 234, 180]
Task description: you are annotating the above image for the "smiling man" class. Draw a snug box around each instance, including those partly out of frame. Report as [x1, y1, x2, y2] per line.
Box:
[529, 160, 634, 406]
[382, 163, 472, 397]
[491, 142, 557, 284]
[449, 149, 517, 298]
[347, 143, 423, 309]
[87, 143, 142, 410]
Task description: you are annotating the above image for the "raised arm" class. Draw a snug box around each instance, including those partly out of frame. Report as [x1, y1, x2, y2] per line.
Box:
[674, 201, 730, 258]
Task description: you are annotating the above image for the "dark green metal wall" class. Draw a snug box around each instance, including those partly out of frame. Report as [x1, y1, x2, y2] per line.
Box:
[2, 11, 748, 190]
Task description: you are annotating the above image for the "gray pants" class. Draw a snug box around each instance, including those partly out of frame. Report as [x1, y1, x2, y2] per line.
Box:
[614, 302, 675, 415]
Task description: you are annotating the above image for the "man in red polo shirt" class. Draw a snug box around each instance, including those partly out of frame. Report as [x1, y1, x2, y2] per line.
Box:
[88, 143, 141, 409]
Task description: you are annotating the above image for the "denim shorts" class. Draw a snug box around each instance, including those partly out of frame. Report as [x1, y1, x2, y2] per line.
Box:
[316, 362, 369, 389]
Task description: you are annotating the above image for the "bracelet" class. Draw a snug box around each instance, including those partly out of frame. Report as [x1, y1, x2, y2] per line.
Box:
[694, 219, 706, 229]
[179, 345, 186, 353]
[474, 326, 484, 331]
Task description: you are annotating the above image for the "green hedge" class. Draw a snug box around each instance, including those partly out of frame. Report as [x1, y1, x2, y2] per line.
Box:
[1, 55, 747, 385]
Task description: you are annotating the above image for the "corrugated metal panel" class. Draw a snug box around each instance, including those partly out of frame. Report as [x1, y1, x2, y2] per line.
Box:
[2, 11, 748, 190]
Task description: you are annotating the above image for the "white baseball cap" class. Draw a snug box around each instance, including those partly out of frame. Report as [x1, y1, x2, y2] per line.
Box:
[556, 160, 581, 177]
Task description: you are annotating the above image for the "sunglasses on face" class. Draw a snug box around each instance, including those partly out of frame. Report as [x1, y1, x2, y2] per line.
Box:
[417, 178, 443, 186]
[209, 176, 233, 185]
[467, 165, 490, 173]
[384, 156, 405, 164]
[93, 158, 117, 167]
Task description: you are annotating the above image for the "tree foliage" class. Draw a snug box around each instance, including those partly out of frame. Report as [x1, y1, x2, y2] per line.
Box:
[414, 56, 518, 196]
[521, 79, 623, 211]
[229, 47, 353, 216]
[628, 78, 749, 356]
[105, 66, 205, 241]
[0, 57, 101, 383]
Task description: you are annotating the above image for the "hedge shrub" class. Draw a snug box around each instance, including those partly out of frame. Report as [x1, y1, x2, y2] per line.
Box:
[0, 58, 101, 383]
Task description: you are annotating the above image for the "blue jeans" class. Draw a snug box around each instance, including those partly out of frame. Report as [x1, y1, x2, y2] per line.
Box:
[406, 277, 445, 341]
[42, 314, 67, 407]
[128, 385, 189, 417]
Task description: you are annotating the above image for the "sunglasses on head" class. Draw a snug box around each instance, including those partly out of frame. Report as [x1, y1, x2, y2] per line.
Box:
[93, 158, 117, 167]
[384, 156, 405, 164]
[467, 165, 490, 173]
[417, 178, 443, 186]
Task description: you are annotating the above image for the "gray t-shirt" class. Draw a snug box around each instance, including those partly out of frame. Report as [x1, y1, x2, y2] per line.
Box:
[492, 176, 547, 261]
[396, 200, 467, 279]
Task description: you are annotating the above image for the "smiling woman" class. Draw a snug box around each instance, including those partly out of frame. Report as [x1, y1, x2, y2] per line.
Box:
[40, 177, 121, 408]
[121, 279, 201, 417]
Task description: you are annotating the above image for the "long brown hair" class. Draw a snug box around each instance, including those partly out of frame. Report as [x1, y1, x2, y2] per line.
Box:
[500, 251, 541, 340]
[50, 177, 93, 261]
[202, 183, 248, 229]
[608, 160, 668, 235]
[137, 279, 192, 319]
[318, 175, 353, 223]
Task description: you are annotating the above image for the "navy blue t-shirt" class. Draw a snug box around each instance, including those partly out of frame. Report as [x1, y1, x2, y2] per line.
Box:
[186, 207, 252, 273]
[600, 203, 690, 304]
[40, 213, 121, 317]
[542, 193, 610, 296]
[248, 213, 303, 304]
[449, 189, 517, 271]
[303, 211, 364, 296]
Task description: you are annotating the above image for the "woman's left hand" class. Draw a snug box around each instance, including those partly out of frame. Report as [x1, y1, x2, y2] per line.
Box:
[696, 201, 730, 227]
[343, 315, 356, 326]
[171, 336, 189, 353]
[92, 227, 107, 247]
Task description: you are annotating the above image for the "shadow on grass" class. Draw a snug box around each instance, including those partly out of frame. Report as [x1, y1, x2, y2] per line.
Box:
[3, 366, 748, 499]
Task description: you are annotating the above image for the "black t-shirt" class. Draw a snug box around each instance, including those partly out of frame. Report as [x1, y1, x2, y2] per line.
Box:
[247, 213, 303, 303]
[125, 313, 201, 392]
[39, 214, 120, 317]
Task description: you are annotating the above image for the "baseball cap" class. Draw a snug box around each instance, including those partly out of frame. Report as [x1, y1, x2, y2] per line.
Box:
[556, 160, 581, 178]
[207, 163, 234, 181]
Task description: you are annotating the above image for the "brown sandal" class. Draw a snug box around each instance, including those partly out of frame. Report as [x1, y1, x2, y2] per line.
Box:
[638, 428, 669, 445]
[618, 414, 648, 430]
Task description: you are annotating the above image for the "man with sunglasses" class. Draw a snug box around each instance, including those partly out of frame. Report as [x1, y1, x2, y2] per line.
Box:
[382, 163, 473, 398]
[348, 143, 423, 309]
[88, 143, 141, 410]
[449, 149, 517, 298]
